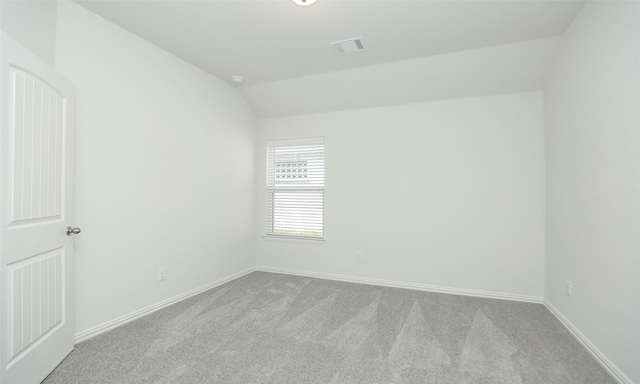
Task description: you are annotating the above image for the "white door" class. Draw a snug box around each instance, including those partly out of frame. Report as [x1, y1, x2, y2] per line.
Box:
[0, 33, 76, 384]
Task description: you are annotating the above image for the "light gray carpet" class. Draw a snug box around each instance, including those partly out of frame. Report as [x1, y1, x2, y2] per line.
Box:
[43, 272, 616, 384]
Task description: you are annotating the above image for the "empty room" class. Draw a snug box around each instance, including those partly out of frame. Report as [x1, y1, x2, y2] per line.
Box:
[0, 0, 638, 383]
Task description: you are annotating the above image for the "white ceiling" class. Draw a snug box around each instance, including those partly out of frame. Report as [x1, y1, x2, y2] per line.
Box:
[75, 0, 586, 117]
[242, 37, 561, 118]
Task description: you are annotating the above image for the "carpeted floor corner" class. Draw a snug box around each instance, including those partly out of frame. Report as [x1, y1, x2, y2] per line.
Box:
[43, 272, 616, 384]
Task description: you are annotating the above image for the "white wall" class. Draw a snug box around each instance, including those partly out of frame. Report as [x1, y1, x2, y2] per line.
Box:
[0, 0, 57, 66]
[55, 1, 256, 334]
[544, 2, 640, 383]
[256, 92, 546, 299]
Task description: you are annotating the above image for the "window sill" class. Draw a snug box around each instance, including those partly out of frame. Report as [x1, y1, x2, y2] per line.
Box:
[262, 235, 326, 245]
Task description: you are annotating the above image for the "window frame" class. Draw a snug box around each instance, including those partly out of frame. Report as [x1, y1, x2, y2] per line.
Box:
[264, 137, 325, 242]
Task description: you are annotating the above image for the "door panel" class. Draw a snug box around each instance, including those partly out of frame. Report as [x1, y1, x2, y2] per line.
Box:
[7, 248, 64, 367]
[9, 67, 66, 227]
[1, 32, 76, 384]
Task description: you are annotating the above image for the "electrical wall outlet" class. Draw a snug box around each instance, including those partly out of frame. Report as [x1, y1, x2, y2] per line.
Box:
[355, 251, 364, 262]
[158, 267, 167, 281]
[566, 280, 572, 297]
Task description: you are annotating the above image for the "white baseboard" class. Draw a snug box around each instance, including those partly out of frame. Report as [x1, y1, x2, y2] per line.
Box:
[74, 267, 256, 343]
[255, 265, 543, 304]
[543, 299, 631, 384]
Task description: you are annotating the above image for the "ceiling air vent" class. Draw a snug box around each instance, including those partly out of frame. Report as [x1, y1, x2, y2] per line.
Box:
[330, 37, 365, 55]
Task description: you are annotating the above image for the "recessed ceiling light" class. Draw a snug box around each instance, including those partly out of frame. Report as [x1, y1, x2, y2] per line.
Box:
[291, 0, 317, 7]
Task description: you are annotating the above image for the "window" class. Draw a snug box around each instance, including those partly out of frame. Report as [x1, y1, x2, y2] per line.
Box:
[266, 137, 325, 240]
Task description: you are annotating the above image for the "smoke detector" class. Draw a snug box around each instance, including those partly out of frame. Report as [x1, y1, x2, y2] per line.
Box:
[231, 75, 244, 84]
[330, 37, 365, 55]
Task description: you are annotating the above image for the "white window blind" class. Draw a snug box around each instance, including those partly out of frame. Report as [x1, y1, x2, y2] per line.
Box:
[266, 137, 325, 240]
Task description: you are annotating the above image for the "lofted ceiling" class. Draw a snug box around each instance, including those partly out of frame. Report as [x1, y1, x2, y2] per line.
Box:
[75, 0, 586, 117]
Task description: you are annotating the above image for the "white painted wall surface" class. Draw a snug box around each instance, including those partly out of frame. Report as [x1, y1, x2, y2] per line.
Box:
[55, 1, 256, 334]
[544, 2, 640, 383]
[256, 92, 545, 299]
[0, 0, 57, 67]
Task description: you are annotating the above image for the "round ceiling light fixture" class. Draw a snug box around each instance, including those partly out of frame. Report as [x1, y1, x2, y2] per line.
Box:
[291, 0, 317, 7]
[231, 75, 244, 84]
